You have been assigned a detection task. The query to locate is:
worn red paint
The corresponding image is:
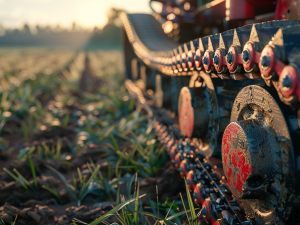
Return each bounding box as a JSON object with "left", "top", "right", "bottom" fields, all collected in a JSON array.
[
  {"left": 179, "top": 87, "right": 194, "bottom": 138},
  {"left": 222, "top": 123, "right": 252, "bottom": 195},
  {"left": 222, "top": 123, "right": 240, "bottom": 167},
  {"left": 231, "top": 151, "right": 238, "bottom": 167}
]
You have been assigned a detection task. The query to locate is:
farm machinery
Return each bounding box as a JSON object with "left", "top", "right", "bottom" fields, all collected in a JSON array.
[{"left": 121, "top": 0, "right": 300, "bottom": 224}]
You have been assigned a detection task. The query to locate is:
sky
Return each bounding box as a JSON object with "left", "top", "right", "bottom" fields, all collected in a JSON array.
[{"left": 0, "top": 0, "right": 151, "bottom": 29}]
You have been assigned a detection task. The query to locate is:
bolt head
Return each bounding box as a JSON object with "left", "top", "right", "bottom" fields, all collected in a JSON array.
[
  {"left": 282, "top": 74, "right": 292, "bottom": 92},
  {"left": 213, "top": 55, "right": 219, "bottom": 66},
  {"left": 226, "top": 52, "right": 233, "bottom": 65},
  {"left": 261, "top": 55, "right": 270, "bottom": 71},
  {"left": 203, "top": 57, "right": 208, "bottom": 65},
  {"left": 242, "top": 50, "right": 250, "bottom": 64}
]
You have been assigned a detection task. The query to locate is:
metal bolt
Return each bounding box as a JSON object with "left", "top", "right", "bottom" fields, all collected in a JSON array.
[
  {"left": 203, "top": 57, "right": 208, "bottom": 65},
  {"left": 242, "top": 50, "right": 250, "bottom": 64},
  {"left": 226, "top": 52, "right": 233, "bottom": 65},
  {"left": 213, "top": 55, "right": 219, "bottom": 66},
  {"left": 261, "top": 55, "right": 270, "bottom": 70},
  {"left": 282, "top": 74, "right": 292, "bottom": 92}
]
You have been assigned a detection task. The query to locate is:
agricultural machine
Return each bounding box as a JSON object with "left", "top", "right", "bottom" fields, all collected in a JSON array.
[{"left": 121, "top": 0, "right": 300, "bottom": 224}]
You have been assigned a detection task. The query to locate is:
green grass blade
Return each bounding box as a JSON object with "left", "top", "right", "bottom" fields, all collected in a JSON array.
[
  {"left": 133, "top": 182, "right": 139, "bottom": 224},
  {"left": 45, "top": 164, "right": 77, "bottom": 200},
  {"left": 4, "top": 168, "right": 28, "bottom": 190},
  {"left": 89, "top": 194, "right": 146, "bottom": 225},
  {"left": 184, "top": 179, "right": 197, "bottom": 224},
  {"left": 110, "top": 132, "right": 119, "bottom": 151},
  {"left": 77, "top": 167, "right": 83, "bottom": 185},
  {"left": 79, "top": 165, "right": 100, "bottom": 199},
  {"left": 13, "top": 168, "right": 32, "bottom": 189},
  {"left": 27, "top": 155, "right": 37, "bottom": 189},
  {"left": 166, "top": 210, "right": 191, "bottom": 221},
  {"left": 42, "top": 185, "right": 62, "bottom": 204},
  {"left": 180, "top": 193, "right": 191, "bottom": 225},
  {"left": 127, "top": 210, "right": 176, "bottom": 225}
]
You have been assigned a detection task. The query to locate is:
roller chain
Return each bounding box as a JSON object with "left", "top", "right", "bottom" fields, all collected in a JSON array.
[
  {"left": 122, "top": 13, "right": 300, "bottom": 106},
  {"left": 125, "top": 79, "right": 253, "bottom": 225}
]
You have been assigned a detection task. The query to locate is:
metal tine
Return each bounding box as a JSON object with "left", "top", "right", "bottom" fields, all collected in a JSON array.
[
  {"left": 213, "top": 29, "right": 235, "bottom": 75},
  {"left": 176, "top": 45, "right": 184, "bottom": 73},
  {"left": 188, "top": 39, "right": 198, "bottom": 70},
  {"left": 242, "top": 20, "right": 300, "bottom": 77},
  {"left": 259, "top": 24, "right": 300, "bottom": 105},
  {"left": 226, "top": 24, "right": 253, "bottom": 78},
  {"left": 181, "top": 43, "right": 190, "bottom": 71},
  {"left": 172, "top": 48, "right": 179, "bottom": 73},
  {"left": 272, "top": 25, "right": 300, "bottom": 63},
  {"left": 195, "top": 36, "right": 210, "bottom": 70},
  {"left": 202, "top": 34, "right": 220, "bottom": 74},
  {"left": 260, "top": 25, "right": 300, "bottom": 78}
]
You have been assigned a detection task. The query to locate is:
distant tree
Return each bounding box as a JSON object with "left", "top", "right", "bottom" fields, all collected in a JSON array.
[
  {"left": 22, "top": 24, "right": 31, "bottom": 35},
  {"left": 106, "top": 7, "right": 127, "bottom": 26},
  {"left": 0, "top": 24, "right": 5, "bottom": 36}
]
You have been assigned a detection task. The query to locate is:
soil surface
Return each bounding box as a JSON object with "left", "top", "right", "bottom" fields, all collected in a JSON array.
[{"left": 0, "top": 51, "right": 186, "bottom": 225}]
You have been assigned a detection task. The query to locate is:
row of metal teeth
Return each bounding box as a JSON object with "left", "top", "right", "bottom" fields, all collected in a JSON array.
[
  {"left": 151, "top": 119, "right": 253, "bottom": 225},
  {"left": 147, "top": 21, "right": 300, "bottom": 105}
]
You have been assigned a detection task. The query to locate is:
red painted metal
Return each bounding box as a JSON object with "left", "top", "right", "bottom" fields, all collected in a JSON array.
[
  {"left": 181, "top": 52, "right": 189, "bottom": 71},
  {"left": 170, "top": 145, "right": 177, "bottom": 160},
  {"left": 203, "top": 50, "right": 214, "bottom": 73},
  {"left": 227, "top": 0, "right": 256, "bottom": 21},
  {"left": 194, "top": 183, "right": 205, "bottom": 205},
  {"left": 174, "top": 152, "right": 181, "bottom": 169},
  {"left": 227, "top": 45, "right": 243, "bottom": 72},
  {"left": 222, "top": 122, "right": 252, "bottom": 197},
  {"left": 178, "top": 87, "right": 194, "bottom": 138},
  {"left": 259, "top": 45, "right": 285, "bottom": 78},
  {"left": 179, "top": 159, "right": 188, "bottom": 177},
  {"left": 203, "top": 200, "right": 213, "bottom": 224},
  {"left": 186, "top": 170, "right": 195, "bottom": 190},
  {"left": 279, "top": 65, "right": 300, "bottom": 102},
  {"left": 176, "top": 54, "right": 182, "bottom": 71},
  {"left": 214, "top": 48, "right": 227, "bottom": 73},
  {"left": 187, "top": 50, "right": 195, "bottom": 70},
  {"left": 194, "top": 49, "right": 202, "bottom": 69},
  {"left": 242, "top": 42, "right": 261, "bottom": 71},
  {"left": 166, "top": 140, "right": 174, "bottom": 153}
]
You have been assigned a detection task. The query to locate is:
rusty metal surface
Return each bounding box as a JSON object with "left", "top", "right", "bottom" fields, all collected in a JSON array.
[
  {"left": 223, "top": 85, "right": 298, "bottom": 224},
  {"left": 122, "top": 10, "right": 300, "bottom": 225}
]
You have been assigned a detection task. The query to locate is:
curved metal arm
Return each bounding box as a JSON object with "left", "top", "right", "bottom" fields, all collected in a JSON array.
[{"left": 149, "top": 0, "right": 167, "bottom": 14}]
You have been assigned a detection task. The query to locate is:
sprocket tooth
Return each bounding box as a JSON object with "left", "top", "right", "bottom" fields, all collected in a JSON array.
[
  {"left": 214, "top": 30, "right": 235, "bottom": 75},
  {"left": 259, "top": 24, "right": 300, "bottom": 105},
  {"left": 172, "top": 48, "right": 179, "bottom": 73},
  {"left": 203, "top": 35, "right": 219, "bottom": 73},
  {"left": 226, "top": 25, "right": 252, "bottom": 78},
  {"left": 176, "top": 45, "right": 184, "bottom": 72},
  {"left": 242, "top": 20, "right": 300, "bottom": 76},
  {"left": 187, "top": 40, "right": 197, "bottom": 70},
  {"left": 181, "top": 43, "right": 190, "bottom": 71},
  {"left": 194, "top": 37, "right": 208, "bottom": 70}
]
